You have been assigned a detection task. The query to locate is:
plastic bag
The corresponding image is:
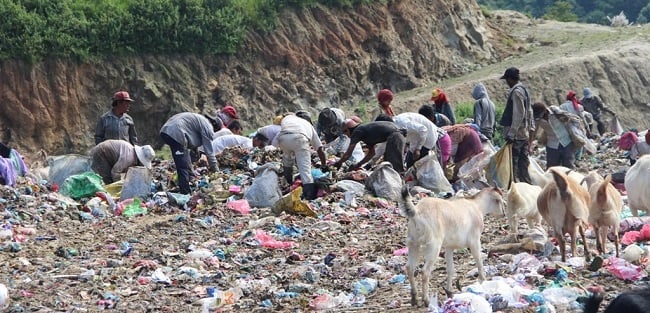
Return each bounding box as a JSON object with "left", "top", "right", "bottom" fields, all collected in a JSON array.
[
  {"left": 244, "top": 163, "right": 282, "bottom": 208},
  {"left": 272, "top": 187, "right": 317, "bottom": 217},
  {"left": 48, "top": 154, "right": 92, "bottom": 187},
  {"left": 413, "top": 153, "right": 453, "bottom": 194},
  {"left": 487, "top": 144, "right": 514, "bottom": 189},
  {"left": 253, "top": 229, "right": 297, "bottom": 249},
  {"left": 61, "top": 172, "right": 105, "bottom": 200},
  {"left": 605, "top": 256, "right": 645, "bottom": 280},
  {"left": 120, "top": 166, "right": 152, "bottom": 201},
  {"left": 332, "top": 180, "right": 366, "bottom": 195},
  {"left": 610, "top": 116, "right": 624, "bottom": 135},
  {"left": 227, "top": 199, "right": 251, "bottom": 215},
  {"left": 122, "top": 197, "right": 147, "bottom": 217},
  {"left": 365, "top": 162, "right": 402, "bottom": 201}
]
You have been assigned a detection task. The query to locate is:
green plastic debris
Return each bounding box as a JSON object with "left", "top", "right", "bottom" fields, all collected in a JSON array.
[
  {"left": 61, "top": 172, "right": 105, "bottom": 200},
  {"left": 122, "top": 198, "right": 147, "bottom": 217}
]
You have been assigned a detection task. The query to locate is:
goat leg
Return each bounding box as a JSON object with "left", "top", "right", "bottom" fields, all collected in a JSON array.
[
  {"left": 579, "top": 225, "right": 591, "bottom": 262},
  {"left": 594, "top": 226, "right": 603, "bottom": 254}
]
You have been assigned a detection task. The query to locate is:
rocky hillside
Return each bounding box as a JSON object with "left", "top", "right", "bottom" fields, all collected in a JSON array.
[
  {"left": 1, "top": 2, "right": 649, "bottom": 159},
  {"left": 0, "top": 0, "right": 496, "bottom": 156},
  {"left": 395, "top": 11, "right": 650, "bottom": 130}
]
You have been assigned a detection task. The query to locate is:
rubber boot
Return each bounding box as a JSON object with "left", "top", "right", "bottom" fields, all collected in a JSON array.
[
  {"left": 302, "top": 183, "right": 318, "bottom": 201},
  {"left": 283, "top": 167, "right": 294, "bottom": 185}
]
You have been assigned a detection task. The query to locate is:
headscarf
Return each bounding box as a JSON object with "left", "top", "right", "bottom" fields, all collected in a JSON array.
[
  {"left": 377, "top": 89, "right": 395, "bottom": 117},
  {"left": 431, "top": 87, "right": 449, "bottom": 106},
  {"left": 566, "top": 90, "right": 580, "bottom": 111}
]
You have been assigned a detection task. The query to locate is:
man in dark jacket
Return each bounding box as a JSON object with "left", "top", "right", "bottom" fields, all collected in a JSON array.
[{"left": 499, "top": 67, "right": 534, "bottom": 184}]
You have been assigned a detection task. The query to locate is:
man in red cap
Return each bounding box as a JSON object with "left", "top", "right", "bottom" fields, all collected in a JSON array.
[{"left": 94, "top": 91, "right": 138, "bottom": 145}]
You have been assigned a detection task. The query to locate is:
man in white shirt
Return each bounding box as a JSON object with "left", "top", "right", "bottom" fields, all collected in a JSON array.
[
  {"left": 277, "top": 112, "right": 327, "bottom": 200},
  {"left": 392, "top": 112, "right": 439, "bottom": 168},
  {"left": 211, "top": 134, "right": 267, "bottom": 154}
]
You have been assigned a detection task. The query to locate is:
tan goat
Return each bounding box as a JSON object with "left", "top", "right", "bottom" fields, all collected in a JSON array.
[
  {"left": 588, "top": 174, "right": 623, "bottom": 257},
  {"left": 399, "top": 186, "right": 505, "bottom": 307},
  {"left": 506, "top": 182, "right": 543, "bottom": 239},
  {"left": 537, "top": 168, "right": 591, "bottom": 262}
]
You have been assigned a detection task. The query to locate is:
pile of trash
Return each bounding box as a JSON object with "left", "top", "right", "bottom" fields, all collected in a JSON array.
[{"left": 0, "top": 136, "right": 647, "bottom": 312}]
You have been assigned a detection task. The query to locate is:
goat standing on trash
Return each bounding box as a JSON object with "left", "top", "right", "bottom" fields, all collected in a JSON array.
[{"left": 399, "top": 186, "right": 505, "bottom": 307}]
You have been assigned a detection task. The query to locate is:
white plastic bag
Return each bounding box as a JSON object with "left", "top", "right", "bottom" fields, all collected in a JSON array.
[
  {"left": 48, "top": 154, "right": 92, "bottom": 187},
  {"left": 365, "top": 162, "right": 402, "bottom": 201},
  {"left": 413, "top": 153, "right": 453, "bottom": 194},
  {"left": 120, "top": 166, "right": 152, "bottom": 201},
  {"left": 244, "top": 163, "right": 282, "bottom": 208}
]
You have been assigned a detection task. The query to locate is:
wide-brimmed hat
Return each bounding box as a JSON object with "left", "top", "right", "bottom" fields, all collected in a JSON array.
[{"left": 134, "top": 145, "right": 155, "bottom": 169}]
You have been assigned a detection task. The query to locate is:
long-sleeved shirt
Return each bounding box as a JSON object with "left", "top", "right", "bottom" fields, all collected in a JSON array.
[
  {"left": 581, "top": 95, "right": 612, "bottom": 118},
  {"left": 280, "top": 115, "right": 323, "bottom": 149},
  {"left": 472, "top": 83, "right": 496, "bottom": 137},
  {"left": 90, "top": 139, "right": 137, "bottom": 182},
  {"left": 257, "top": 125, "right": 281, "bottom": 147},
  {"left": 393, "top": 112, "right": 438, "bottom": 152},
  {"left": 560, "top": 101, "right": 590, "bottom": 132},
  {"left": 159, "top": 112, "right": 218, "bottom": 170},
  {"left": 211, "top": 135, "right": 253, "bottom": 154},
  {"left": 534, "top": 109, "right": 573, "bottom": 149},
  {"left": 501, "top": 83, "right": 534, "bottom": 140},
  {"left": 94, "top": 110, "right": 138, "bottom": 145}
]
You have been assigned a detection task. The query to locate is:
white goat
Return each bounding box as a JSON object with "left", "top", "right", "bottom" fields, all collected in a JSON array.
[
  {"left": 625, "top": 155, "right": 650, "bottom": 217},
  {"left": 506, "top": 182, "right": 543, "bottom": 238},
  {"left": 588, "top": 174, "right": 623, "bottom": 257},
  {"left": 581, "top": 170, "right": 603, "bottom": 190},
  {"left": 399, "top": 186, "right": 505, "bottom": 307},
  {"left": 531, "top": 165, "right": 587, "bottom": 190},
  {"left": 537, "top": 168, "right": 591, "bottom": 262}
]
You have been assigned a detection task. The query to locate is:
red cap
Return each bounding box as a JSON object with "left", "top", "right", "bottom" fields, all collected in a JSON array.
[
  {"left": 113, "top": 91, "right": 133, "bottom": 102},
  {"left": 222, "top": 105, "right": 239, "bottom": 119}
]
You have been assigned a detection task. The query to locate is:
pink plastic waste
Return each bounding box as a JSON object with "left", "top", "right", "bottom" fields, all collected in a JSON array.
[
  {"left": 621, "top": 231, "right": 641, "bottom": 245},
  {"left": 639, "top": 224, "right": 650, "bottom": 241},
  {"left": 393, "top": 247, "right": 409, "bottom": 256},
  {"left": 227, "top": 199, "right": 251, "bottom": 215},
  {"left": 228, "top": 185, "right": 242, "bottom": 194},
  {"left": 605, "top": 256, "right": 645, "bottom": 281},
  {"left": 254, "top": 229, "right": 297, "bottom": 249},
  {"left": 309, "top": 293, "right": 337, "bottom": 310}
]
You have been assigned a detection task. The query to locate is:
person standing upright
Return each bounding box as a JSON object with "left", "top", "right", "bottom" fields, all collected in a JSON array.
[
  {"left": 430, "top": 87, "right": 456, "bottom": 125},
  {"left": 373, "top": 89, "right": 396, "bottom": 119},
  {"left": 499, "top": 67, "right": 534, "bottom": 184},
  {"left": 95, "top": 91, "right": 138, "bottom": 145},
  {"left": 472, "top": 82, "right": 496, "bottom": 141}
]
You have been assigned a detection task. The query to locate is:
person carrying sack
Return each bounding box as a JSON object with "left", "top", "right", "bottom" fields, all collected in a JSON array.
[{"left": 499, "top": 67, "right": 534, "bottom": 184}]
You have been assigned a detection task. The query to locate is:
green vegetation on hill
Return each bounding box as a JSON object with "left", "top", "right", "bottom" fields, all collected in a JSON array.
[
  {"left": 0, "top": 0, "right": 379, "bottom": 63},
  {"left": 478, "top": 0, "right": 650, "bottom": 25}
]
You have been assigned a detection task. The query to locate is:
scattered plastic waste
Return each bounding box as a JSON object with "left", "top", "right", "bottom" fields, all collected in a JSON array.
[
  {"left": 352, "top": 278, "right": 377, "bottom": 295},
  {"left": 605, "top": 256, "right": 646, "bottom": 280}
]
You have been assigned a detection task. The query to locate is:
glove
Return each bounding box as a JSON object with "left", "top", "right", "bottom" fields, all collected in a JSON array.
[
  {"left": 505, "top": 137, "right": 514, "bottom": 144},
  {"left": 321, "top": 165, "right": 331, "bottom": 173}
]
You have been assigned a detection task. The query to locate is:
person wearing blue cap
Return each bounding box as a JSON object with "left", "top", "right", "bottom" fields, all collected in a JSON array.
[{"left": 581, "top": 87, "right": 616, "bottom": 136}]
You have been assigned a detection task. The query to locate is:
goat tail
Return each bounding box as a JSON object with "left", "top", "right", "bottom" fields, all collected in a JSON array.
[
  {"left": 550, "top": 169, "right": 570, "bottom": 200},
  {"left": 583, "top": 293, "right": 603, "bottom": 313},
  {"left": 597, "top": 175, "right": 612, "bottom": 204},
  {"left": 400, "top": 185, "right": 416, "bottom": 218}
]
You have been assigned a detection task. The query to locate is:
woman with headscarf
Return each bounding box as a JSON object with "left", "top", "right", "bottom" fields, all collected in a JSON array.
[
  {"left": 217, "top": 105, "right": 239, "bottom": 127},
  {"left": 442, "top": 124, "right": 483, "bottom": 181},
  {"left": 430, "top": 87, "right": 456, "bottom": 125},
  {"left": 374, "top": 89, "right": 396, "bottom": 119}
]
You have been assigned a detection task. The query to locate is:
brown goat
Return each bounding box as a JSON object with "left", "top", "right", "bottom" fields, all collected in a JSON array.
[
  {"left": 588, "top": 174, "right": 623, "bottom": 257},
  {"left": 537, "top": 168, "right": 591, "bottom": 262}
]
